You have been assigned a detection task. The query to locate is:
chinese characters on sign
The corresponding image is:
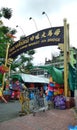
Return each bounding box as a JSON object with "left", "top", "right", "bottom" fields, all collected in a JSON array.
[{"left": 8, "top": 26, "right": 64, "bottom": 58}]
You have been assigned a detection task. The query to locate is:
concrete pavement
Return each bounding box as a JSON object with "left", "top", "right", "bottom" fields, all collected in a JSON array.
[
  {"left": 0, "top": 107, "right": 76, "bottom": 130},
  {"left": 0, "top": 100, "right": 21, "bottom": 122}
]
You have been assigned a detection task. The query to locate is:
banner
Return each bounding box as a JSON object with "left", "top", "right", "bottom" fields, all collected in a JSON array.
[{"left": 8, "top": 26, "right": 64, "bottom": 58}]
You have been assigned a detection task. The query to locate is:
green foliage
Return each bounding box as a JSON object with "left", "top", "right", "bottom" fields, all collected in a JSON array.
[
  {"left": 24, "top": 62, "right": 33, "bottom": 73},
  {"left": 11, "top": 62, "right": 21, "bottom": 71},
  {"left": 0, "top": 7, "right": 35, "bottom": 74},
  {"left": 0, "top": 13, "right": 2, "bottom": 18},
  {"left": 10, "top": 29, "right": 17, "bottom": 35},
  {"left": 0, "top": 7, "right": 17, "bottom": 65},
  {"left": 0, "top": 26, "right": 10, "bottom": 43},
  {"left": 0, "top": 74, "right": 3, "bottom": 83},
  {"left": 20, "top": 35, "right": 26, "bottom": 40},
  {"left": 1, "top": 7, "right": 12, "bottom": 19},
  {"left": 0, "top": 43, "right": 6, "bottom": 58},
  {"left": 11, "top": 51, "right": 35, "bottom": 73},
  {"left": 0, "top": 26, "right": 9, "bottom": 33},
  {"left": 27, "top": 50, "right": 35, "bottom": 55},
  {"left": 0, "top": 26, "right": 17, "bottom": 44}
]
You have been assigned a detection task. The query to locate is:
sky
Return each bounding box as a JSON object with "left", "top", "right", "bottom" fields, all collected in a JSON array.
[{"left": 0, "top": 0, "right": 77, "bottom": 65}]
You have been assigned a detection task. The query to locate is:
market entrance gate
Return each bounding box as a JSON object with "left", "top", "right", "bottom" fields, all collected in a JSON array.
[{"left": 8, "top": 19, "right": 69, "bottom": 97}]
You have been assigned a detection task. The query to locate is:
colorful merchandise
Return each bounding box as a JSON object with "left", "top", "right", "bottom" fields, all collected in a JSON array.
[{"left": 54, "top": 95, "right": 66, "bottom": 109}]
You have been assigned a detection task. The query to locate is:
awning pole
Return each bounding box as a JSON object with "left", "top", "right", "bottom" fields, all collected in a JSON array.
[{"left": 64, "top": 19, "right": 69, "bottom": 97}]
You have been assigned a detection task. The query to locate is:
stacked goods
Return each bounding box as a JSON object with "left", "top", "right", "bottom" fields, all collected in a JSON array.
[
  {"left": 46, "top": 82, "right": 54, "bottom": 101},
  {"left": 54, "top": 95, "right": 66, "bottom": 109}
]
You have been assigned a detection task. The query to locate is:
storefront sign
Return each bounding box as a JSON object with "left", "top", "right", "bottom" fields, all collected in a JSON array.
[{"left": 8, "top": 26, "right": 64, "bottom": 58}]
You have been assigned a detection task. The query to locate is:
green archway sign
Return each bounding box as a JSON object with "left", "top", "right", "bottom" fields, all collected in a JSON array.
[{"left": 8, "top": 26, "right": 64, "bottom": 58}]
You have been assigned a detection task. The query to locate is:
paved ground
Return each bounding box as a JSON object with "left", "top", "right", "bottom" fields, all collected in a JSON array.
[
  {"left": 0, "top": 100, "right": 21, "bottom": 122},
  {"left": 0, "top": 100, "right": 77, "bottom": 130}
]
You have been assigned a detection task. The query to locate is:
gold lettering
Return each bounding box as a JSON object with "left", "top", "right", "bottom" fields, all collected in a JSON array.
[
  {"left": 28, "top": 41, "right": 39, "bottom": 46},
  {"left": 9, "top": 46, "right": 15, "bottom": 52},
  {"left": 35, "top": 33, "right": 40, "bottom": 40},
  {"left": 9, "top": 50, "right": 17, "bottom": 55},
  {"left": 20, "top": 45, "right": 27, "bottom": 50},
  {"left": 41, "top": 39, "right": 46, "bottom": 43},
  {"left": 48, "top": 30, "right": 53, "bottom": 37},
  {"left": 30, "top": 35, "right": 35, "bottom": 41},
  {"left": 47, "top": 38, "right": 60, "bottom": 42},
  {"left": 54, "top": 29, "right": 60, "bottom": 36},
  {"left": 41, "top": 31, "right": 46, "bottom": 38},
  {"left": 9, "top": 38, "right": 29, "bottom": 53}
]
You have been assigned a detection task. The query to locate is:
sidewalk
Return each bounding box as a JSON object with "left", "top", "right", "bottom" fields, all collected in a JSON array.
[{"left": 0, "top": 108, "right": 76, "bottom": 130}]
